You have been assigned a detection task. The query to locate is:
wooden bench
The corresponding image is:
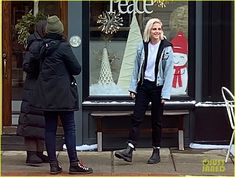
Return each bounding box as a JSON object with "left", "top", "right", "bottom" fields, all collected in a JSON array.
[{"left": 90, "top": 110, "right": 189, "bottom": 152}]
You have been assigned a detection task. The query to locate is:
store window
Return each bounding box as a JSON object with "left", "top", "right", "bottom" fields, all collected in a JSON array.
[{"left": 89, "top": 1, "right": 188, "bottom": 96}]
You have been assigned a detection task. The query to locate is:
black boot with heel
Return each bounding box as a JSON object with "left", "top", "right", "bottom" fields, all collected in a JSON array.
[
  {"left": 26, "top": 151, "right": 43, "bottom": 166},
  {"left": 147, "top": 148, "right": 160, "bottom": 164},
  {"left": 114, "top": 145, "right": 134, "bottom": 162},
  {"left": 37, "top": 152, "right": 49, "bottom": 163}
]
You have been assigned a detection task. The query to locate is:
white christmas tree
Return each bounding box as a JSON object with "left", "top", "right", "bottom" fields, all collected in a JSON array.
[
  {"left": 90, "top": 48, "right": 125, "bottom": 95},
  {"left": 117, "top": 13, "right": 142, "bottom": 93},
  {"left": 98, "top": 48, "right": 114, "bottom": 84},
  {"left": 90, "top": 11, "right": 125, "bottom": 95}
]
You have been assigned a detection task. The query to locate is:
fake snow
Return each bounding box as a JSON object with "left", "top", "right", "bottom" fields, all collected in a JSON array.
[
  {"left": 190, "top": 143, "right": 234, "bottom": 156},
  {"left": 63, "top": 144, "right": 97, "bottom": 151}
]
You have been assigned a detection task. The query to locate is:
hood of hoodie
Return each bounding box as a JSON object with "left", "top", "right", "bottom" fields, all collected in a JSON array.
[
  {"left": 43, "top": 39, "right": 61, "bottom": 56},
  {"left": 42, "top": 33, "right": 65, "bottom": 56}
]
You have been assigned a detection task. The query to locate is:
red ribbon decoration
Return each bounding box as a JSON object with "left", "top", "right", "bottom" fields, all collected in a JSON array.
[{"left": 172, "top": 64, "right": 187, "bottom": 88}]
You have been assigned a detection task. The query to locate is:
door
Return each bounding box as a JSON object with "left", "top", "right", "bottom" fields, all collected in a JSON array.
[{"left": 2, "top": 1, "right": 67, "bottom": 127}]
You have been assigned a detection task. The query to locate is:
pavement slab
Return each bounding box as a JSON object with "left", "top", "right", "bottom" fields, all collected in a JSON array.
[
  {"left": 171, "top": 148, "right": 234, "bottom": 176},
  {"left": 1, "top": 148, "right": 234, "bottom": 176}
]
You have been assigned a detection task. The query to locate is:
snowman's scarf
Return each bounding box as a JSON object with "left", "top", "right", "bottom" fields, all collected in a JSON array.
[{"left": 172, "top": 63, "right": 187, "bottom": 88}]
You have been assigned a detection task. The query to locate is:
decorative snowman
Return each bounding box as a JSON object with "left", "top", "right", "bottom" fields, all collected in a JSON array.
[{"left": 171, "top": 32, "right": 188, "bottom": 95}]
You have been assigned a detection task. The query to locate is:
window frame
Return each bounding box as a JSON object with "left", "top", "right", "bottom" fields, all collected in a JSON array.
[{"left": 82, "top": 1, "right": 196, "bottom": 102}]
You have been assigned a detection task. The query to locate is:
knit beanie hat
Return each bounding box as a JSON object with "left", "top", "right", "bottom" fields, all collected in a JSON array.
[{"left": 46, "top": 15, "right": 64, "bottom": 34}]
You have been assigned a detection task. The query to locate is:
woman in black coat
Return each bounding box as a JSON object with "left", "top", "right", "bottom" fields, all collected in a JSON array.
[
  {"left": 31, "top": 15, "right": 93, "bottom": 175},
  {"left": 17, "top": 20, "right": 49, "bottom": 166}
]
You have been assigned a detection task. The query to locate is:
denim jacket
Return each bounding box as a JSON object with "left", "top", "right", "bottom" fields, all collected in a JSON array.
[{"left": 129, "top": 40, "right": 174, "bottom": 100}]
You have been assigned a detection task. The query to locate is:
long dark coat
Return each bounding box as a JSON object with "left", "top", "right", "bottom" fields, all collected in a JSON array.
[
  {"left": 17, "top": 32, "right": 45, "bottom": 139},
  {"left": 31, "top": 33, "right": 81, "bottom": 111}
]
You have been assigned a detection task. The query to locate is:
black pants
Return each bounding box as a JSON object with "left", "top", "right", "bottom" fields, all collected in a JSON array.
[{"left": 128, "top": 79, "right": 163, "bottom": 147}]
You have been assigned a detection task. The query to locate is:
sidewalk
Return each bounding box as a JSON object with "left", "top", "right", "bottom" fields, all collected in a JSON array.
[{"left": 1, "top": 148, "right": 234, "bottom": 176}]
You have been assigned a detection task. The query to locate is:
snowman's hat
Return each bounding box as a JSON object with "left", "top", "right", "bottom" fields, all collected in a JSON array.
[{"left": 171, "top": 32, "right": 188, "bottom": 54}]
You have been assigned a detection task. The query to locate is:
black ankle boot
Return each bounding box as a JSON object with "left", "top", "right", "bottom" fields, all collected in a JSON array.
[
  {"left": 147, "top": 148, "right": 160, "bottom": 164},
  {"left": 37, "top": 152, "right": 49, "bottom": 163},
  {"left": 69, "top": 161, "right": 93, "bottom": 174},
  {"left": 114, "top": 145, "right": 134, "bottom": 162},
  {"left": 50, "top": 162, "right": 62, "bottom": 174},
  {"left": 26, "top": 151, "right": 43, "bottom": 166}
]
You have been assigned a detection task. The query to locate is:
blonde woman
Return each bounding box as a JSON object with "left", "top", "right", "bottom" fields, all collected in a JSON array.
[{"left": 115, "top": 18, "right": 174, "bottom": 164}]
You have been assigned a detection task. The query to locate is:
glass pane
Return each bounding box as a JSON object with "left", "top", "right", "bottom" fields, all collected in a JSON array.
[
  {"left": 12, "top": 1, "right": 60, "bottom": 101},
  {"left": 89, "top": 1, "right": 188, "bottom": 96},
  {"left": 12, "top": 1, "right": 34, "bottom": 100},
  {"left": 39, "top": 1, "right": 60, "bottom": 16}
]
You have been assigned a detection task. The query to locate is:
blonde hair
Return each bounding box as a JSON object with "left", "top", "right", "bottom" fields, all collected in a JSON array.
[{"left": 143, "top": 18, "right": 164, "bottom": 42}]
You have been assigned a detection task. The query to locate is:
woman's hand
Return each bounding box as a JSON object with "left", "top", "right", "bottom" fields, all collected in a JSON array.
[{"left": 130, "top": 92, "right": 136, "bottom": 99}]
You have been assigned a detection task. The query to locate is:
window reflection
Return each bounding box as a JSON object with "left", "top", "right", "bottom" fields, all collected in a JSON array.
[{"left": 89, "top": 1, "right": 188, "bottom": 96}]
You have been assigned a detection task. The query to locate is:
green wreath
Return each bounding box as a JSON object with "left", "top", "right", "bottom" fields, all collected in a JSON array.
[{"left": 15, "top": 10, "right": 46, "bottom": 48}]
